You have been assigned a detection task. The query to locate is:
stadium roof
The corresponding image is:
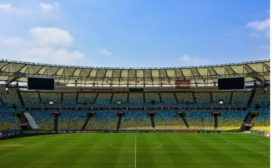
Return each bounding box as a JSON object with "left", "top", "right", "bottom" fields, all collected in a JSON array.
[{"left": 0, "top": 59, "right": 270, "bottom": 87}]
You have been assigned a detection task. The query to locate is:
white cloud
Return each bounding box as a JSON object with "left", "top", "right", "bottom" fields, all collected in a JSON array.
[
  {"left": 4, "top": 36, "right": 22, "bottom": 44},
  {"left": 246, "top": 18, "right": 270, "bottom": 37},
  {"left": 0, "top": 3, "right": 31, "bottom": 14},
  {"left": 0, "top": 3, "right": 18, "bottom": 13},
  {"left": 20, "top": 47, "right": 84, "bottom": 64},
  {"left": 0, "top": 2, "right": 59, "bottom": 14},
  {"left": 39, "top": 2, "right": 59, "bottom": 12},
  {"left": 179, "top": 54, "right": 202, "bottom": 65},
  {"left": 30, "top": 27, "right": 73, "bottom": 46},
  {"left": 1, "top": 27, "right": 84, "bottom": 65},
  {"left": 247, "top": 18, "right": 269, "bottom": 31},
  {"left": 99, "top": 48, "right": 113, "bottom": 56}
]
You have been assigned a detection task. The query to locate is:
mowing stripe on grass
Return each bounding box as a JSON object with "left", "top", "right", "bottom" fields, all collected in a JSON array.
[
  {"left": 135, "top": 134, "right": 136, "bottom": 168},
  {"left": 229, "top": 141, "right": 269, "bottom": 158},
  {"left": 0, "top": 133, "right": 269, "bottom": 168}
]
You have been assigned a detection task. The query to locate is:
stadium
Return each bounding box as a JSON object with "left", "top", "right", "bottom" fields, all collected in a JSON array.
[
  {"left": 0, "top": 0, "right": 271, "bottom": 167},
  {"left": 0, "top": 59, "right": 270, "bottom": 168}
]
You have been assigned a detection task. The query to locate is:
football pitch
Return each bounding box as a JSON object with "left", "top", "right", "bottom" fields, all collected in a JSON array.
[{"left": 0, "top": 133, "right": 269, "bottom": 168}]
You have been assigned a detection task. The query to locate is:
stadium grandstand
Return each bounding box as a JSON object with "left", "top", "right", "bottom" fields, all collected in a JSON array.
[
  {"left": 0, "top": 59, "right": 270, "bottom": 133},
  {"left": 0, "top": 0, "right": 270, "bottom": 167}
]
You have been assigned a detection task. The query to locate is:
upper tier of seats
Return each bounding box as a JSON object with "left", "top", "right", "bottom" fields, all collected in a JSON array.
[{"left": 0, "top": 87, "right": 269, "bottom": 109}]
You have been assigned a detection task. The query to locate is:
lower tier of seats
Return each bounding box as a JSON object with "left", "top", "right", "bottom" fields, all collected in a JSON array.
[{"left": 0, "top": 109, "right": 269, "bottom": 131}]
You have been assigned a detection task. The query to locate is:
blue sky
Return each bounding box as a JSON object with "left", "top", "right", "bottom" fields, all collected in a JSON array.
[{"left": 0, "top": 0, "right": 270, "bottom": 67}]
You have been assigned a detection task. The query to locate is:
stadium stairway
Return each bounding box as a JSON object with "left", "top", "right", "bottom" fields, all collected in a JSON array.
[
  {"left": 14, "top": 112, "right": 39, "bottom": 130},
  {"left": 247, "top": 89, "right": 256, "bottom": 107},
  {"left": 177, "top": 112, "right": 189, "bottom": 128},
  {"left": 17, "top": 89, "right": 25, "bottom": 108},
  {"left": 53, "top": 112, "right": 61, "bottom": 132},
  {"left": 81, "top": 112, "right": 95, "bottom": 131},
  {"left": 212, "top": 112, "right": 221, "bottom": 129},
  {"left": 15, "top": 113, "right": 31, "bottom": 130},
  {"left": 148, "top": 112, "right": 155, "bottom": 128},
  {"left": 241, "top": 111, "right": 259, "bottom": 131},
  {"left": 116, "top": 112, "right": 125, "bottom": 130},
  {"left": 24, "top": 113, "right": 39, "bottom": 130}
]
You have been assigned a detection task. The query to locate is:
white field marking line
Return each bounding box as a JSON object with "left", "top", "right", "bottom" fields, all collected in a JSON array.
[
  {"left": 135, "top": 134, "right": 137, "bottom": 168},
  {"left": 257, "top": 141, "right": 270, "bottom": 146}
]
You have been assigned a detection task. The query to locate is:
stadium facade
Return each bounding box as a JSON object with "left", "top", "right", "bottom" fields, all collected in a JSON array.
[{"left": 0, "top": 59, "right": 270, "bottom": 136}]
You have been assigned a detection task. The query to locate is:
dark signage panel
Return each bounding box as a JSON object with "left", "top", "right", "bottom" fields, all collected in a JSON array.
[
  {"left": 218, "top": 77, "right": 244, "bottom": 90},
  {"left": 129, "top": 88, "right": 144, "bottom": 92},
  {"left": 28, "top": 78, "right": 54, "bottom": 90}
]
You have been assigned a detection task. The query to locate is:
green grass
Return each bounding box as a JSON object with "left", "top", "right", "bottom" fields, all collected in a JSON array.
[{"left": 0, "top": 133, "right": 269, "bottom": 168}]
